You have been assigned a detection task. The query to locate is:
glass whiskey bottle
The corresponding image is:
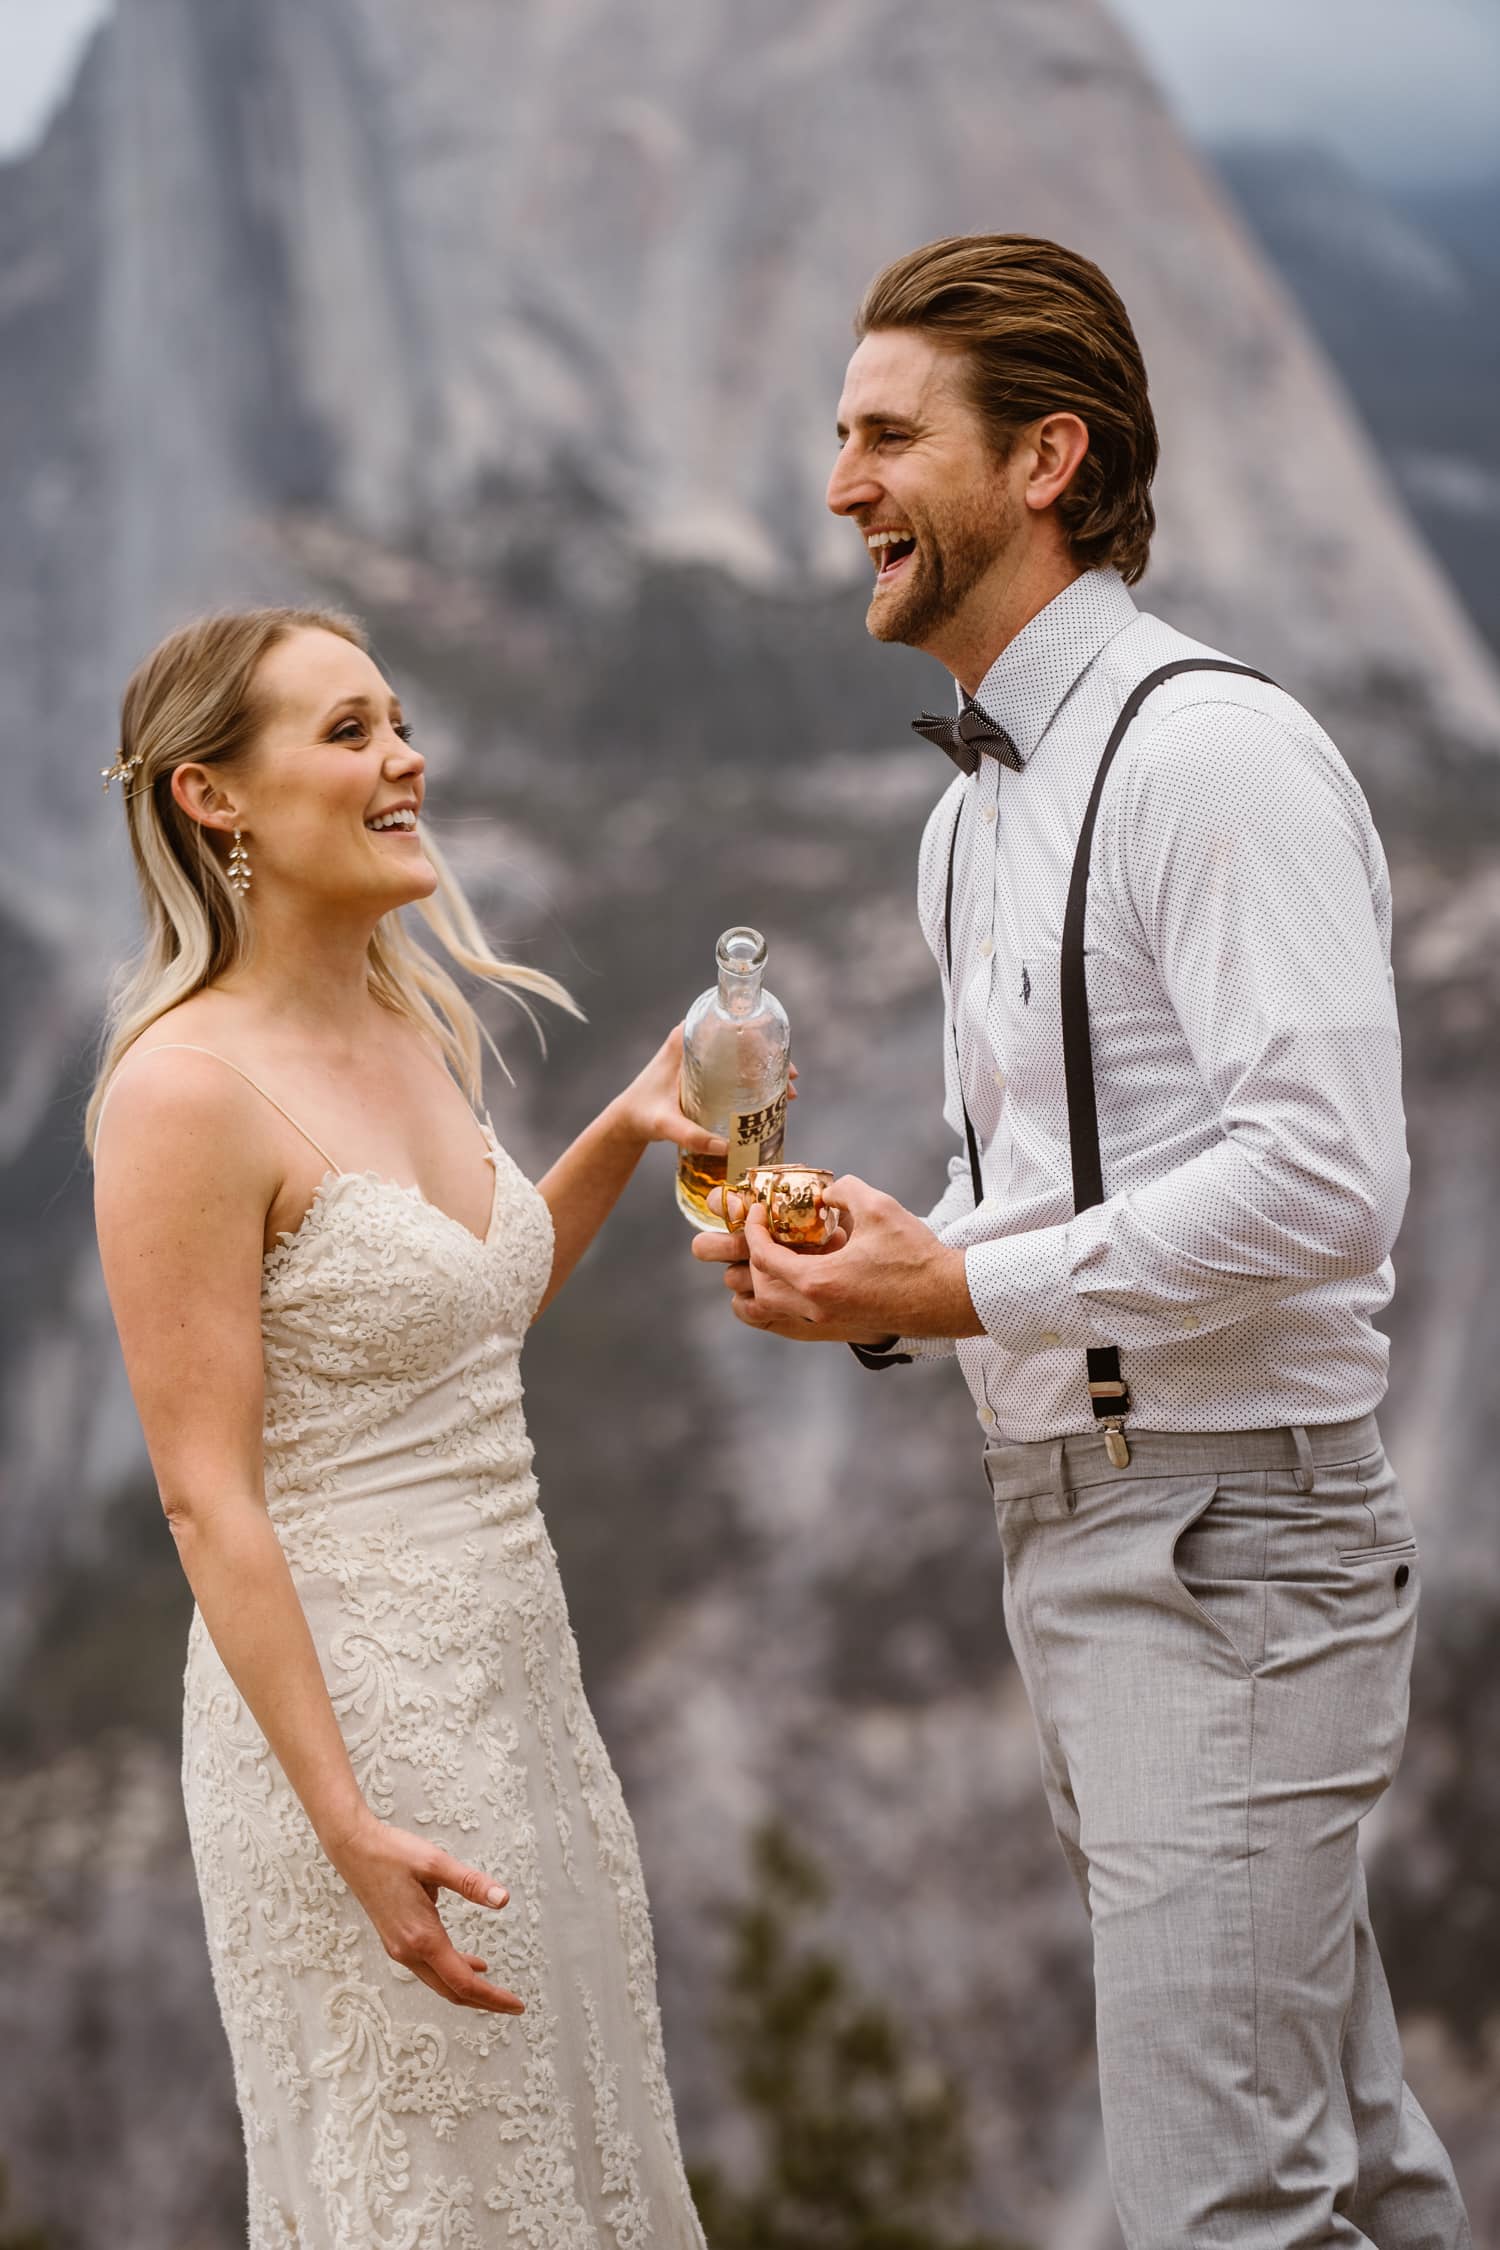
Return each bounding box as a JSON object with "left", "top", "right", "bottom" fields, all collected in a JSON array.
[{"left": 677, "top": 926, "right": 790, "bottom": 1231}]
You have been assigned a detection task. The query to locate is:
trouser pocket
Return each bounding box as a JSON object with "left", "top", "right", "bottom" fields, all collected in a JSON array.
[
  {"left": 1169, "top": 1451, "right": 1420, "bottom": 1679},
  {"left": 1339, "top": 1537, "right": 1418, "bottom": 1566},
  {"left": 1168, "top": 1473, "right": 1271, "bottom": 1674}
]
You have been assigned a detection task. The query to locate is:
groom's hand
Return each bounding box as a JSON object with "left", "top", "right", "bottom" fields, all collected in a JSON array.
[{"left": 691, "top": 1175, "right": 982, "bottom": 1344}]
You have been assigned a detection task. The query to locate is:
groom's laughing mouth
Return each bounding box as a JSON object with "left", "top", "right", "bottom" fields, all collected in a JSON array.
[{"left": 866, "top": 526, "right": 918, "bottom": 588}]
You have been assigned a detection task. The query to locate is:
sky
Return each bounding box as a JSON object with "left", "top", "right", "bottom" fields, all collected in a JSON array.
[
  {"left": 1110, "top": 0, "right": 1500, "bottom": 188},
  {"left": 0, "top": 0, "right": 109, "bottom": 158},
  {"left": 0, "top": 0, "right": 1496, "bottom": 184}
]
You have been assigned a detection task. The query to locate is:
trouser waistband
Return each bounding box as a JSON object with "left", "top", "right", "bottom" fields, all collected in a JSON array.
[{"left": 982, "top": 1412, "right": 1381, "bottom": 1507}]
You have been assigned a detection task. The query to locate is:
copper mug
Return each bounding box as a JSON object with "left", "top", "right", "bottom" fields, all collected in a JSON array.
[{"left": 727, "top": 1164, "right": 841, "bottom": 1248}]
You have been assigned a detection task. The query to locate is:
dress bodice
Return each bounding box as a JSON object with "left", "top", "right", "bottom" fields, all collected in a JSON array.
[
  {"left": 255, "top": 1128, "right": 555, "bottom": 1533},
  {"left": 179, "top": 1112, "right": 707, "bottom": 2247}
]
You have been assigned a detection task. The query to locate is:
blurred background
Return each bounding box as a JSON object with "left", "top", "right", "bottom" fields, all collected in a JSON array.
[{"left": 0, "top": 1, "right": 1496, "bottom": 2244}]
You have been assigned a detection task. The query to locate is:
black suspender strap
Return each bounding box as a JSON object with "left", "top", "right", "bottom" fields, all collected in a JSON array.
[
  {"left": 943, "top": 799, "right": 987, "bottom": 1208},
  {"left": 946, "top": 657, "right": 1273, "bottom": 1459}
]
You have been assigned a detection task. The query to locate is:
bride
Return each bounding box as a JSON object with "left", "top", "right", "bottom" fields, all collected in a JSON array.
[{"left": 89, "top": 606, "right": 717, "bottom": 2248}]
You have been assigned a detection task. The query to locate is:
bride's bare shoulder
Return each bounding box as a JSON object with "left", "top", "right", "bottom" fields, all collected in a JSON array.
[{"left": 93, "top": 1015, "right": 283, "bottom": 1236}]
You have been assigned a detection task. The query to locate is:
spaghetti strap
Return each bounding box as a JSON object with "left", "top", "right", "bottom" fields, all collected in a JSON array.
[{"left": 102, "top": 1043, "right": 341, "bottom": 1172}]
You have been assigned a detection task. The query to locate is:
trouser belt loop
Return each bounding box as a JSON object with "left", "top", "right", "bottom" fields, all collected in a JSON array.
[
  {"left": 1290, "top": 1423, "right": 1316, "bottom": 1495},
  {"left": 1050, "top": 1437, "right": 1075, "bottom": 1516}
]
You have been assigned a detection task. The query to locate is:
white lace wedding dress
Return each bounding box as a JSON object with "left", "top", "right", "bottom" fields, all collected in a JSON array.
[{"left": 176, "top": 1075, "right": 706, "bottom": 2249}]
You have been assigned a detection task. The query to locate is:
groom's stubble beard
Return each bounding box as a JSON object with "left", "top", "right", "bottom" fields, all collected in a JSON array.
[{"left": 865, "top": 475, "right": 1024, "bottom": 650}]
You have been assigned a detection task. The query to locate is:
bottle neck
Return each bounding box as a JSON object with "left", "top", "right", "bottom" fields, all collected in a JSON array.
[{"left": 717, "top": 964, "right": 763, "bottom": 1019}]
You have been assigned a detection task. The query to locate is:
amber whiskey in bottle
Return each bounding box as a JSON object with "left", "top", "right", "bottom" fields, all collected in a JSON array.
[{"left": 677, "top": 926, "right": 790, "bottom": 1230}]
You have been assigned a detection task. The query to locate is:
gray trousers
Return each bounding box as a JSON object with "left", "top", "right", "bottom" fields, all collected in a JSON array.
[{"left": 984, "top": 1413, "right": 1471, "bottom": 2250}]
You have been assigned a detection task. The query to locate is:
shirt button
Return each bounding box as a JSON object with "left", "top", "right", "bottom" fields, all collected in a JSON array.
[
  {"left": 981, "top": 804, "right": 997, "bottom": 825},
  {"left": 1039, "top": 1330, "right": 1061, "bottom": 1347},
  {"left": 978, "top": 937, "right": 994, "bottom": 959},
  {"left": 992, "top": 1068, "right": 1006, "bottom": 1089},
  {"left": 1182, "top": 1312, "right": 1201, "bottom": 1332},
  {"left": 979, "top": 1406, "right": 996, "bottom": 1428}
]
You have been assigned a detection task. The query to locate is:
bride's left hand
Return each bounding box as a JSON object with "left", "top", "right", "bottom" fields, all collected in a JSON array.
[{"left": 613, "top": 1023, "right": 796, "bottom": 1154}]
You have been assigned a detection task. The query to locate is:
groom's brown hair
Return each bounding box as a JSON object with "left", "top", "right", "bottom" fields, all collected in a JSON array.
[{"left": 855, "top": 234, "right": 1159, "bottom": 585}]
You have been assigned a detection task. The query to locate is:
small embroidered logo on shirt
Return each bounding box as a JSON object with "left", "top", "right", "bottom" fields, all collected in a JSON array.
[{"left": 1021, "top": 965, "right": 1032, "bottom": 1005}]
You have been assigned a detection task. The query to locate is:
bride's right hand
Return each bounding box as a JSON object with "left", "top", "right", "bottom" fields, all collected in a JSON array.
[{"left": 325, "top": 1809, "right": 526, "bottom": 2015}]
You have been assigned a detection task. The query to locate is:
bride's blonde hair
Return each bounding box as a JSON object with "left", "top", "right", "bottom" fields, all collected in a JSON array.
[{"left": 85, "top": 605, "right": 579, "bottom": 1154}]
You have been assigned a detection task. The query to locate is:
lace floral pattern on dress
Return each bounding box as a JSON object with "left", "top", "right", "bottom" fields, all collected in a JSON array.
[{"left": 180, "top": 1131, "right": 705, "bottom": 2248}]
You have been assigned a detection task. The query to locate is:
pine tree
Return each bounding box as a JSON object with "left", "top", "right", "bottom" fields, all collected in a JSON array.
[
  {"left": 0, "top": 2165, "right": 49, "bottom": 2250},
  {"left": 689, "top": 1824, "right": 1029, "bottom": 2250}
]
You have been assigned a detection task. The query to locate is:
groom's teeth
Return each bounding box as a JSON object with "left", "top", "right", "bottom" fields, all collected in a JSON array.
[{"left": 866, "top": 530, "right": 916, "bottom": 573}]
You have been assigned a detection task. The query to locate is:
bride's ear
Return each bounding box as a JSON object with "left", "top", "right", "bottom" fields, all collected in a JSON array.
[{"left": 171, "top": 763, "right": 243, "bottom": 836}]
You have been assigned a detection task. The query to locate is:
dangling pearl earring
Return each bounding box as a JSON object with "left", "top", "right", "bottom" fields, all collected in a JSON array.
[{"left": 228, "top": 829, "right": 252, "bottom": 896}]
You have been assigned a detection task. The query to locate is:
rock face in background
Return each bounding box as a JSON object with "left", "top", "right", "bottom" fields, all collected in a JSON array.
[
  {"left": 1217, "top": 143, "right": 1500, "bottom": 659},
  {"left": 1, "top": 3, "right": 1499, "bottom": 2245}
]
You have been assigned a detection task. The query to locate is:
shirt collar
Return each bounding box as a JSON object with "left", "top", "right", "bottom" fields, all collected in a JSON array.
[{"left": 964, "top": 567, "right": 1139, "bottom": 767}]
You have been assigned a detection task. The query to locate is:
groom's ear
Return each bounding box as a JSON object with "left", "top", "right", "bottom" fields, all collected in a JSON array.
[{"left": 1021, "top": 410, "right": 1090, "bottom": 516}]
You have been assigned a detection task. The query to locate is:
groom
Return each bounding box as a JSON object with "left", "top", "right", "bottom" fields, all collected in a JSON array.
[{"left": 692, "top": 234, "right": 1471, "bottom": 2247}]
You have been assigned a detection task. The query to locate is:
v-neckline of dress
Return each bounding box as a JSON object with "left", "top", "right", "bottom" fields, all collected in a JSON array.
[{"left": 264, "top": 1127, "right": 503, "bottom": 1268}]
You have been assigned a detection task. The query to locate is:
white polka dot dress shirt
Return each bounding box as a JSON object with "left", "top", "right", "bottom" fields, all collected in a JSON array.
[{"left": 873, "top": 567, "right": 1409, "bottom": 1442}]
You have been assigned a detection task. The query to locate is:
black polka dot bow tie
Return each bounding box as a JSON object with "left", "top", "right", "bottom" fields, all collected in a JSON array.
[{"left": 911, "top": 697, "right": 1024, "bottom": 776}]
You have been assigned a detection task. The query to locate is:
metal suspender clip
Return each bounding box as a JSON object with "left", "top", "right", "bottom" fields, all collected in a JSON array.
[
  {"left": 1088, "top": 1381, "right": 1132, "bottom": 1467},
  {"left": 1101, "top": 1425, "right": 1131, "bottom": 1469}
]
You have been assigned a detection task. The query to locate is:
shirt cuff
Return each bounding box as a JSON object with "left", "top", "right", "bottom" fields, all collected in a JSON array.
[
  {"left": 847, "top": 1332, "right": 955, "bottom": 1369},
  {"left": 848, "top": 1336, "right": 912, "bottom": 1369},
  {"left": 963, "top": 1224, "right": 1098, "bottom": 1354}
]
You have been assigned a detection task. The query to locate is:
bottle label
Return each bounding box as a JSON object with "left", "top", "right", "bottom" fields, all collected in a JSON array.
[{"left": 727, "top": 1090, "right": 787, "bottom": 1181}]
